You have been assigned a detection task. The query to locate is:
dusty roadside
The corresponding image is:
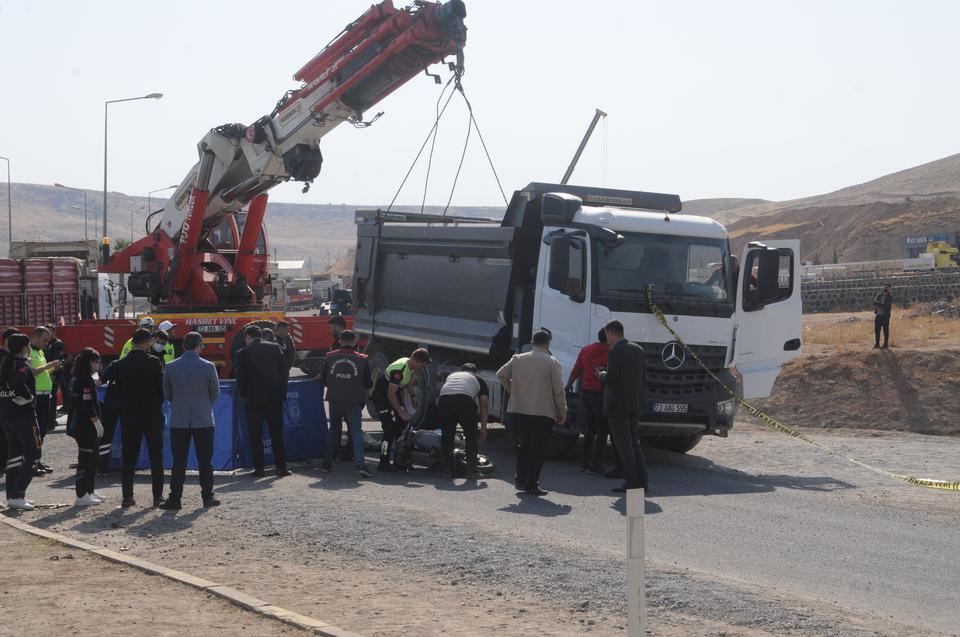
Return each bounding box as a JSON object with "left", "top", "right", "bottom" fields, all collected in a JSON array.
[{"left": 0, "top": 523, "right": 309, "bottom": 637}]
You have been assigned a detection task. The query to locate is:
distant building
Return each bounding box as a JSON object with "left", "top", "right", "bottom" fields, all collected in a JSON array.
[
  {"left": 902, "top": 231, "right": 959, "bottom": 258},
  {"left": 9, "top": 239, "right": 98, "bottom": 266},
  {"left": 270, "top": 259, "right": 306, "bottom": 280}
]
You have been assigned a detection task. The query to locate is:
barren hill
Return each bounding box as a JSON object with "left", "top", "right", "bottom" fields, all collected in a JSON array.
[
  {"left": 7, "top": 152, "right": 960, "bottom": 268},
  {"left": 0, "top": 183, "right": 501, "bottom": 267},
  {"left": 688, "top": 153, "right": 960, "bottom": 262}
]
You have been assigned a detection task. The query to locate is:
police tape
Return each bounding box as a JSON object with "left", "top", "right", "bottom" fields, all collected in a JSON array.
[{"left": 644, "top": 286, "right": 960, "bottom": 492}]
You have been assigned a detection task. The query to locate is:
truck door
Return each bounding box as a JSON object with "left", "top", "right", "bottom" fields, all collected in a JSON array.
[
  {"left": 732, "top": 240, "right": 802, "bottom": 399},
  {"left": 533, "top": 232, "right": 593, "bottom": 375}
]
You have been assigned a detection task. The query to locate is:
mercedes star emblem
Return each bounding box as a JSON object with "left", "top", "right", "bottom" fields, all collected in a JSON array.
[{"left": 661, "top": 341, "right": 685, "bottom": 370}]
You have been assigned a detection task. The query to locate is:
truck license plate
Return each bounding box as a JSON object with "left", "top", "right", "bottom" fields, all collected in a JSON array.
[{"left": 652, "top": 403, "right": 688, "bottom": 414}]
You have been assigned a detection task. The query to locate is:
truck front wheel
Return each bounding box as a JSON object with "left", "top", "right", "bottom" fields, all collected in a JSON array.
[{"left": 645, "top": 434, "right": 703, "bottom": 454}]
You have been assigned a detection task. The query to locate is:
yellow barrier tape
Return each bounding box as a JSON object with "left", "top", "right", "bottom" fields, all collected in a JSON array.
[{"left": 645, "top": 286, "right": 960, "bottom": 492}]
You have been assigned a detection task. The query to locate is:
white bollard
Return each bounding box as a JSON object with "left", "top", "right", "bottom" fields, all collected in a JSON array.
[{"left": 627, "top": 488, "right": 646, "bottom": 636}]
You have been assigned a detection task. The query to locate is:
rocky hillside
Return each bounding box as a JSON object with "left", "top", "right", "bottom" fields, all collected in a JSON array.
[
  {"left": 6, "top": 152, "right": 960, "bottom": 269},
  {"left": 0, "top": 183, "right": 502, "bottom": 267},
  {"left": 684, "top": 153, "right": 960, "bottom": 262}
]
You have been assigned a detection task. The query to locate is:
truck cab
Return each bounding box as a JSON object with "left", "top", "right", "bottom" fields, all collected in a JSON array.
[{"left": 353, "top": 183, "right": 802, "bottom": 454}]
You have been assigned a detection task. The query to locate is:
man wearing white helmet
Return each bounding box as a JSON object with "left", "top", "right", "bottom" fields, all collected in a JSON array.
[
  {"left": 120, "top": 317, "right": 156, "bottom": 359},
  {"left": 154, "top": 320, "right": 177, "bottom": 364}
]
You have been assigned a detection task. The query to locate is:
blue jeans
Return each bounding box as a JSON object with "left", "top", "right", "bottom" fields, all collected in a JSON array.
[{"left": 326, "top": 404, "right": 365, "bottom": 467}]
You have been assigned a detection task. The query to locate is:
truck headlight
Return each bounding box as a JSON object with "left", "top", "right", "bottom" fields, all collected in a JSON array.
[{"left": 716, "top": 398, "right": 737, "bottom": 419}]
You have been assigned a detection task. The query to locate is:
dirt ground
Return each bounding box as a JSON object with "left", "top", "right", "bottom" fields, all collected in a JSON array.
[
  {"left": 0, "top": 523, "right": 310, "bottom": 637},
  {"left": 756, "top": 310, "right": 960, "bottom": 436},
  {"left": 0, "top": 506, "right": 759, "bottom": 637}
]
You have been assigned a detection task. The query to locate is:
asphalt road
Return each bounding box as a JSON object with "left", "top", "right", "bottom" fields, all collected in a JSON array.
[
  {"left": 354, "top": 421, "right": 960, "bottom": 634},
  {"left": 11, "top": 417, "right": 960, "bottom": 635}
]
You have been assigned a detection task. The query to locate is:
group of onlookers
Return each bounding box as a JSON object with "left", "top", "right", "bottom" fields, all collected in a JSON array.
[{"left": 3, "top": 312, "right": 653, "bottom": 513}]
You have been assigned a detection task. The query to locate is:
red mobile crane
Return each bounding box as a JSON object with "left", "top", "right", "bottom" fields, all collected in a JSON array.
[{"left": 72, "top": 0, "right": 467, "bottom": 375}]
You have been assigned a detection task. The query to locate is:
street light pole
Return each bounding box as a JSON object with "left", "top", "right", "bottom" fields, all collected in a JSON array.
[
  {"left": 55, "top": 183, "right": 89, "bottom": 241},
  {"left": 103, "top": 92, "right": 163, "bottom": 248},
  {"left": 147, "top": 184, "right": 178, "bottom": 234},
  {"left": 0, "top": 156, "right": 11, "bottom": 249}
]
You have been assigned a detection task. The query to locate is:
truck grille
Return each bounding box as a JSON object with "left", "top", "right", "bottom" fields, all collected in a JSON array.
[{"left": 637, "top": 342, "right": 727, "bottom": 399}]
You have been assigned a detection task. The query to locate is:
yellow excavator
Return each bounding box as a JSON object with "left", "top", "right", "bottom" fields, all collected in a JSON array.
[{"left": 925, "top": 241, "right": 960, "bottom": 268}]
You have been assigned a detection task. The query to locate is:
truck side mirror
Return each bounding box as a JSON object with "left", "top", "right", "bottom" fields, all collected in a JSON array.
[{"left": 548, "top": 236, "right": 586, "bottom": 302}]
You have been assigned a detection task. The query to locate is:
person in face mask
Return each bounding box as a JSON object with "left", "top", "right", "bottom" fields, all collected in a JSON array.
[{"left": 151, "top": 330, "right": 175, "bottom": 366}]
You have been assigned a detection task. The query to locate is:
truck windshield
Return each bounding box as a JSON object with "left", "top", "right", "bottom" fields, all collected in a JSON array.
[{"left": 594, "top": 233, "right": 733, "bottom": 316}]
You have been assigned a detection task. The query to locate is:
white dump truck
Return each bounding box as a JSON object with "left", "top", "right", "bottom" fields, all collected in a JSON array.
[{"left": 353, "top": 182, "right": 802, "bottom": 455}]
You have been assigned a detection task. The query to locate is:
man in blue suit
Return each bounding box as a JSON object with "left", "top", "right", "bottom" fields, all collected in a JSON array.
[{"left": 160, "top": 331, "right": 221, "bottom": 510}]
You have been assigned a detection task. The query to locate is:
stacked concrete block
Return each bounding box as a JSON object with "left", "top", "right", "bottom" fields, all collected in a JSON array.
[{"left": 801, "top": 270, "right": 960, "bottom": 313}]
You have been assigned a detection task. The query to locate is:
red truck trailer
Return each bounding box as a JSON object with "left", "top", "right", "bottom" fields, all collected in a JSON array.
[{"left": 1, "top": 257, "right": 340, "bottom": 377}]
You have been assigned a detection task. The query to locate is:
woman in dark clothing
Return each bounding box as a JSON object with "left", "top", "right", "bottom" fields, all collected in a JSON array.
[
  {"left": 69, "top": 348, "right": 104, "bottom": 506},
  {"left": 1, "top": 333, "right": 40, "bottom": 510}
]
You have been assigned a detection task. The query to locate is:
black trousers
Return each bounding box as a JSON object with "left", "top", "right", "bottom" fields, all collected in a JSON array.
[
  {"left": 874, "top": 315, "right": 890, "bottom": 346},
  {"left": 74, "top": 423, "right": 98, "bottom": 497},
  {"left": 608, "top": 415, "right": 649, "bottom": 488},
  {"left": 438, "top": 394, "right": 480, "bottom": 472},
  {"left": 2, "top": 417, "right": 41, "bottom": 500},
  {"left": 121, "top": 415, "right": 165, "bottom": 501},
  {"left": 512, "top": 413, "right": 554, "bottom": 490},
  {"left": 582, "top": 391, "right": 622, "bottom": 471},
  {"left": 98, "top": 401, "right": 120, "bottom": 473},
  {"left": 246, "top": 402, "right": 286, "bottom": 472},
  {"left": 35, "top": 392, "right": 52, "bottom": 450},
  {"left": 168, "top": 427, "right": 214, "bottom": 503},
  {"left": 376, "top": 405, "right": 406, "bottom": 466}
]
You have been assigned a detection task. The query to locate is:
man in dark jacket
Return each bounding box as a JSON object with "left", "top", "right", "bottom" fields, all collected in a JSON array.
[
  {"left": 236, "top": 324, "right": 291, "bottom": 477},
  {"left": 96, "top": 359, "right": 122, "bottom": 475},
  {"left": 599, "top": 320, "right": 649, "bottom": 493},
  {"left": 873, "top": 282, "right": 894, "bottom": 349},
  {"left": 113, "top": 328, "right": 166, "bottom": 507},
  {"left": 319, "top": 330, "right": 373, "bottom": 478},
  {"left": 276, "top": 321, "right": 297, "bottom": 370}
]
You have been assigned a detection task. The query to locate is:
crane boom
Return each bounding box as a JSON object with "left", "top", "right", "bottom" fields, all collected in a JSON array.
[
  {"left": 103, "top": 0, "right": 467, "bottom": 310},
  {"left": 561, "top": 108, "right": 606, "bottom": 185}
]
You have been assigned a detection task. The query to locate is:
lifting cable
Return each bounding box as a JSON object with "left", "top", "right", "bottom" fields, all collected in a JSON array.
[
  {"left": 387, "top": 74, "right": 508, "bottom": 214},
  {"left": 386, "top": 75, "right": 457, "bottom": 213}
]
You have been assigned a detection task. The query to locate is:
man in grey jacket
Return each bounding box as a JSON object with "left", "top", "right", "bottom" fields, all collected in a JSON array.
[
  {"left": 160, "top": 332, "right": 221, "bottom": 510},
  {"left": 497, "top": 330, "right": 567, "bottom": 497}
]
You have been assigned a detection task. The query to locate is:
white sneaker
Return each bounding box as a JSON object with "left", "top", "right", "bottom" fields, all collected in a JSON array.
[
  {"left": 89, "top": 492, "right": 106, "bottom": 503},
  {"left": 7, "top": 498, "right": 35, "bottom": 511},
  {"left": 74, "top": 494, "right": 101, "bottom": 507}
]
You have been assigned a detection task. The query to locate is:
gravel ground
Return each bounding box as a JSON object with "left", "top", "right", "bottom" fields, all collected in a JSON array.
[{"left": 5, "top": 415, "right": 956, "bottom": 636}]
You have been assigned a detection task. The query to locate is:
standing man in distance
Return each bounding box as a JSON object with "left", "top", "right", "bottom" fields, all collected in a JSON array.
[
  {"left": 873, "top": 282, "right": 894, "bottom": 349},
  {"left": 327, "top": 315, "right": 346, "bottom": 351},
  {"left": 275, "top": 321, "right": 297, "bottom": 370},
  {"left": 370, "top": 349, "right": 431, "bottom": 472},
  {"left": 161, "top": 332, "right": 221, "bottom": 509},
  {"left": 43, "top": 325, "right": 66, "bottom": 421},
  {"left": 599, "top": 320, "right": 649, "bottom": 493},
  {"left": 437, "top": 363, "right": 489, "bottom": 480},
  {"left": 319, "top": 330, "right": 374, "bottom": 478},
  {"left": 114, "top": 328, "right": 167, "bottom": 507},
  {"left": 497, "top": 330, "right": 567, "bottom": 497},
  {"left": 236, "top": 324, "right": 291, "bottom": 478},
  {"left": 28, "top": 326, "right": 61, "bottom": 474}
]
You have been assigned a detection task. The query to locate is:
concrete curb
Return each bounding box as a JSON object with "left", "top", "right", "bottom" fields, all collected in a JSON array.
[{"left": 0, "top": 514, "right": 365, "bottom": 637}]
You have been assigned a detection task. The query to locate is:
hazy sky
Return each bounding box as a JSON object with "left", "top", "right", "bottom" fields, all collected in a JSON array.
[{"left": 1, "top": 0, "right": 958, "bottom": 209}]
